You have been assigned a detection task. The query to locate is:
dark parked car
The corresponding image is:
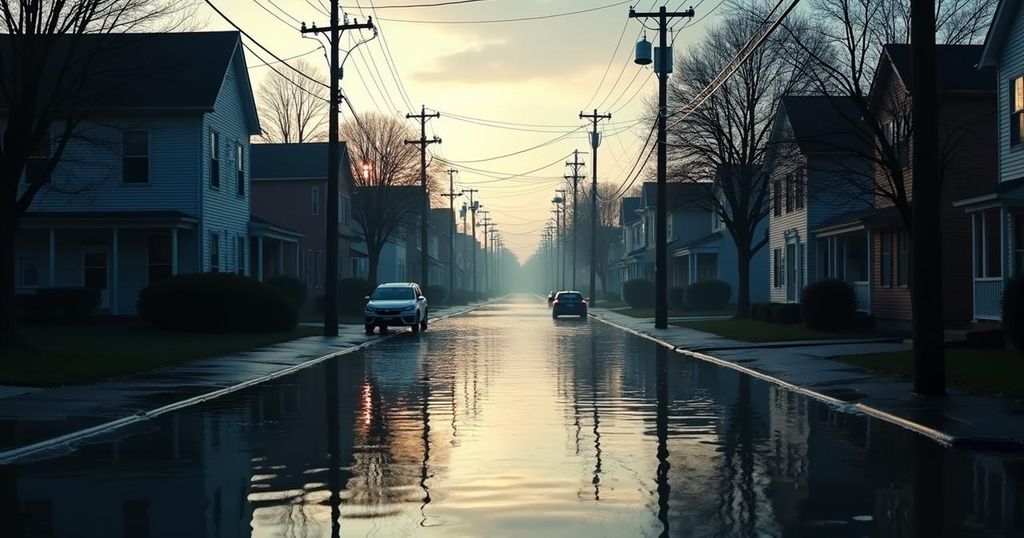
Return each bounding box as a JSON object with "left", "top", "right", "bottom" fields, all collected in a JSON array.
[{"left": 552, "top": 291, "right": 587, "bottom": 319}]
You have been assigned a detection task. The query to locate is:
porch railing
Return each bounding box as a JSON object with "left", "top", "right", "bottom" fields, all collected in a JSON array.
[
  {"left": 974, "top": 278, "right": 1003, "bottom": 321},
  {"left": 852, "top": 281, "right": 870, "bottom": 313}
]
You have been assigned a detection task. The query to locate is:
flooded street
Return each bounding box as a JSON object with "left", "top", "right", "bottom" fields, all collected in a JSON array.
[{"left": 6, "top": 296, "right": 1024, "bottom": 537}]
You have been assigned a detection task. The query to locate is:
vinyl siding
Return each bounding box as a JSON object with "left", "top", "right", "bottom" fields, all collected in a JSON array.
[
  {"left": 199, "top": 51, "right": 253, "bottom": 274},
  {"left": 998, "top": 2, "right": 1024, "bottom": 183},
  {"left": 768, "top": 157, "right": 808, "bottom": 303}
]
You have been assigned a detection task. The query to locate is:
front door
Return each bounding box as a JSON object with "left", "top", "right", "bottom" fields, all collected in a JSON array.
[{"left": 83, "top": 246, "right": 110, "bottom": 309}]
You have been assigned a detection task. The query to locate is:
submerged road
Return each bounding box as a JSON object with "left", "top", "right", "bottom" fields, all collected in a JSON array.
[{"left": 5, "top": 295, "right": 1024, "bottom": 537}]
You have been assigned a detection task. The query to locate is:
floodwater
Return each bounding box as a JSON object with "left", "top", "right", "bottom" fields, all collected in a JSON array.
[{"left": 5, "top": 296, "right": 1024, "bottom": 537}]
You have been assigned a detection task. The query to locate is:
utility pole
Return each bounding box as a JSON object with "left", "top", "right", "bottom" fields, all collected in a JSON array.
[
  {"left": 480, "top": 211, "right": 492, "bottom": 297},
  {"left": 301, "top": 8, "right": 375, "bottom": 337},
  {"left": 555, "top": 188, "right": 567, "bottom": 289},
  {"left": 406, "top": 105, "right": 441, "bottom": 288},
  {"left": 465, "top": 189, "right": 480, "bottom": 296},
  {"left": 441, "top": 169, "right": 462, "bottom": 299},
  {"left": 580, "top": 109, "right": 611, "bottom": 306},
  {"left": 629, "top": 5, "right": 693, "bottom": 329},
  {"left": 490, "top": 229, "right": 499, "bottom": 295},
  {"left": 565, "top": 150, "right": 585, "bottom": 290},
  {"left": 545, "top": 223, "right": 557, "bottom": 291},
  {"left": 551, "top": 207, "right": 562, "bottom": 289}
]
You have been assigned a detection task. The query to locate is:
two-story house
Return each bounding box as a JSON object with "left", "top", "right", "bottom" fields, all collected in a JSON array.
[
  {"left": 251, "top": 142, "right": 356, "bottom": 306},
  {"left": 765, "top": 96, "right": 873, "bottom": 309},
  {"left": 10, "top": 32, "right": 260, "bottom": 314},
  {"left": 955, "top": 0, "right": 1024, "bottom": 322},
  {"left": 618, "top": 196, "right": 647, "bottom": 284}
]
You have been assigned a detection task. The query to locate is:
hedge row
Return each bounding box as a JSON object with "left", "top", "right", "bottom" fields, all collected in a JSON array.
[
  {"left": 629, "top": 279, "right": 731, "bottom": 310},
  {"left": 750, "top": 302, "right": 802, "bottom": 325},
  {"left": 16, "top": 287, "right": 100, "bottom": 323},
  {"left": 138, "top": 273, "right": 297, "bottom": 333}
]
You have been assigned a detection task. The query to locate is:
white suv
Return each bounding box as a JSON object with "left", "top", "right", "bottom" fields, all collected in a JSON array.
[{"left": 364, "top": 282, "right": 429, "bottom": 334}]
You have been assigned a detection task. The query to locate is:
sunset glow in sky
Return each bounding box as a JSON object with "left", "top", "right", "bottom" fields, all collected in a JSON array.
[{"left": 202, "top": 0, "right": 717, "bottom": 260}]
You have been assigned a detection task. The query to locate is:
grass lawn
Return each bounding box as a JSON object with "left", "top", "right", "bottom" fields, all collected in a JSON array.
[
  {"left": 673, "top": 318, "right": 877, "bottom": 342},
  {"left": 838, "top": 349, "right": 1024, "bottom": 399},
  {"left": 1, "top": 322, "right": 321, "bottom": 387},
  {"left": 615, "top": 307, "right": 734, "bottom": 318}
]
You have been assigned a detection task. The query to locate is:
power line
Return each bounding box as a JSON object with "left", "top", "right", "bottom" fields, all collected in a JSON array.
[
  {"left": 443, "top": 126, "right": 586, "bottom": 164},
  {"left": 241, "top": 42, "right": 329, "bottom": 103},
  {"left": 344, "top": 0, "right": 493, "bottom": 8},
  {"left": 375, "top": 0, "right": 631, "bottom": 24},
  {"left": 246, "top": 47, "right": 321, "bottom": 70}
]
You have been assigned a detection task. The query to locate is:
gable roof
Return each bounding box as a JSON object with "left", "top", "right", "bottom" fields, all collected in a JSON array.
[
  {"left": 641, "top": 181, "right": 707, "bottom": 210},
  {"left": 870, "top": 44, "right": 994, "bottom": 107},
  {"left": 620, "top": 197, "right": 641, "bottom": 225},
  {"left": 980, "top": 0, "right": 1019, "bottom": 67},
  {"left": 774, "top": 96, "right": 870, "bottom": 155},
  {"left": 252, "top": 142, "right": 353, "bottom": 188},
  {"left": 0, "top": 31, "right": 259, "bottom": 132}
]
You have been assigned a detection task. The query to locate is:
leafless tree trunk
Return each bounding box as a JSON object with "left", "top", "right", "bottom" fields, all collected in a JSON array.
[
  {"left": 0, "top": 0, "right": 190, "bottom": 348},
  {"left": 256, "top": 58, "right": 328, "bottom": 143},
  {"left": 344, "top": 113, "right": 439, "bottom": 284}
]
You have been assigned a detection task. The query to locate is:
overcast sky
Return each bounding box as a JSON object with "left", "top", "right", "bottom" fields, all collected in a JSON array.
[{"left": 200, "top": 0, "right": 719, "bottom": 261}]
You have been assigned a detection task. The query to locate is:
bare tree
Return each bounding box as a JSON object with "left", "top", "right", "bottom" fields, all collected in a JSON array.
[
  {"left": 0, "top": 0, "right": 191, "bottom": 347},
  {"left": 665, "top": 6, "right": 824, "bottom": 317},
  {"left": 574, "top": 182, "right": 620, "bottom": 299},
  {"left": 256, "top": 58, "right": 328, "bottom": 143},
  {"left": 343, "top": 113, "right": 439, "bottom": 282}
]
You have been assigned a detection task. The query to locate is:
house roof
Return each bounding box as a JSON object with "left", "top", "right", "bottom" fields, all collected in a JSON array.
[
  {"left": 776, "top": 96, "right": 870, "bottom": 154},
  {"left": 673, "top": 231, "right": 722, "bottom": 255},
  {"left": 810, "top": 206, "right": 901, "bottom": 235},
  {"left": 620, "top": 197, "right": 641, "bottom": 225},
  {"left": 640, "top": 181, "right": 707, "bottom": 210},
  {"left": 251, "top": 142, "right": 353, "bottom": 188},
  {"left": 0, "top": 31, "right": 259, "bottom": 132},
  {"left": 250, "top": 215, "right": 304, "bottom": 240},
  {"left": 980, "top": 0, "right": 1019, "bottom": 67},
  {"left": 871, "top": 44, "right": 994, "bottom": 107}
]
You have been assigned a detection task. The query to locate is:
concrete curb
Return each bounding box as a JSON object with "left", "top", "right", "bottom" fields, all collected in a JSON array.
[
  {"left": 0, "top": 301, "right": 491, "bottom": 465},
  {"left": 589, "top": 312, "right": 969, "bottom": 448}
]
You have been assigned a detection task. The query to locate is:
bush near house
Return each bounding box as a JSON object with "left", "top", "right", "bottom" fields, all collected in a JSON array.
[
  {"left": 623, "top": 279, "right": 655, "bottom": 308},
  {"left": 267, "top": 275, "right": 307, "bottom": 311},
  {"left": 138, "top": 273, "right": 297, "bottom": 333},
  {"left": 684, "top": 280, "right": 731, "bottom": 310},
  {"left": 771, "top": 303, "right": 802, "bottom": 325},
  {"left": 750, "top": 302, "right": 773, "bottom": 322},
  {"left": 668, "top": 287, "right": 687, "bottom": 309},
  {"left": 424, "top": 285, "right": 446, "bottom": 304},
  {"left": 16, "top": 287, "right": 100, "bottom": 324},
  {"left": 801, "top": 279, "right": 856, "bottom": 330},
  {"left": 1003, "top": 275, "right": 1024, "bottom": 353}
]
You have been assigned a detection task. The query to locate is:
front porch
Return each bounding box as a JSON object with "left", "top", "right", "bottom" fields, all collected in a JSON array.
[
  {"left": 249, "top": 216, "right": 304, "bottom": 283},
  {"left": 954, "top": 184, "right": 1024, "bottom": 321},
  {"left": 814, "top": 226, "right": 871, "bottom": 313}
]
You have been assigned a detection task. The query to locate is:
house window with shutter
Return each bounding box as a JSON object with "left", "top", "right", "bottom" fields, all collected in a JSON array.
[
  {"left": 210, "top": 130, "right": 220, "bottom": 188},
  {"left": 210, "top": 232, "right": 220, "bottom": 272},
  {"left": 795, "top": 170, "right": 805, "bottom": 210},
  {"left": 884, "top": 115, "right": 909, "bottom": 167},
  {"left": 773, "top": 179, "right": 782, "bottom": 216},
  {"left": 236, "top": 144, "right": 245, "bottom": 196},
  {"left": 773, "top": 248, "right": 782, "bottom": 288},
  {"left": 1012, "top": 77, "right": 1024, "bottom": 147},
  {"left": 122, "top": 131, "right": 149, "bottom": 183},
  {"left": 879, "top": 231, "right": 893, "bottom": 287}
]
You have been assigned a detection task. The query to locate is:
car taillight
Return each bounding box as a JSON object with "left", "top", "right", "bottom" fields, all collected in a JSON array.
[
  {"left": 581, "top": 300, "right": 587, "bottom": 305},
  {"left": 553, "top": 300, "right": 561, "bottom": 305}
]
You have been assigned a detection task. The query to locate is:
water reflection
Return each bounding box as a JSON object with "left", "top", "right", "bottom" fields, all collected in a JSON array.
[{"left": 6, "top": 297, "right": 1024, "bottom": 537}]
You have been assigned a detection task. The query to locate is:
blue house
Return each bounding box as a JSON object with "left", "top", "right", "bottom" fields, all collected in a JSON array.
[{"left": 10, "top": 32, "right": 260, "bottom": 314}]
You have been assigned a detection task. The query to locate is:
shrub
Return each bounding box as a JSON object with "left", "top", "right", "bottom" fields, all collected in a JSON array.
[
  {"left": 684, "top": 280, "right": 731, "bottom": 310},
  {"left": 16, "top": 287, "right": 100, "bottom": 323},
  {"left": 337, "top": 278, "right": 377, "bottom": 315},
  {"left": 605, "top": 292, "right": 621, "bottom": 302},
  {"left": 801, "top": 279, "right": 856, "bottom": 331},
  {"left": 668, "top": 287, "right": 687, "bottom": 309},
  {"left": 623, "top": 279, "right": 655, "bottom": 308},
  {"left": 267, "top": 275, "right": 307, "bottom": 311},
  {"left": 138, "top": 273, "right": 297, "bottom": 333},
  {"left": 424, "top": 285, "right": 446, "bottom": 304},
  {"left": 1003, "top": 275, "right": 1024, "bottom": 353},
  {"left": 447, "top": 289, "right": 468, "bottom": 305},
  {"left": 750, "top": 302, "right": 773, "bottom": 322},
  {"left": 771, "top": 303, "right": 802, "bottom": 325}
]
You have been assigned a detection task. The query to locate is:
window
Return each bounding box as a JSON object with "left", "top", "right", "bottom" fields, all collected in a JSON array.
[
  {"left": 236, "top": 144, "right": 245, "bottom": 196},
  {"left": 311, "top": 186, "right": 320, "bottom": 216},
  {"left": 236, "top": 236, "right": 246, "bottom": 275},
  {"left": 147, "top": 235, "right": 172, "bottom": 284},
  {"left": 25, "top": 133, "right": 51, "bottom": 184},
  {"left": 884, "top": 115, "right": 909, "bottom": 167},
  {"left": 773, "top": 179, "right": 782, "bottom": 216},
  {"left": 773, "top": 248, "right": 782, "bottom": 288},
  {"left": 975, "top": 209, "right": 1003, "bottom": 278},
  {"left": 17, "top": 258, "right": 40, "bottom": 287},
  {"left": 1012, "top": 77, "right": 1024, "bottom": 147},
  {"left": 897, "top": 228, "right": 910, "bottom": 286},
  {"left": 879, "top": 231, "right": 893, "bottom": 287},
  {"left": 1015, "top": 214, "right": 1023, "bottom": 276},
  {"left": 210, "top": 130, "right": 220, "bottom": 188},
  {"left": 210, "top": 232, "right": 220, "bottom": 272},
  {"left": 795, "top": 170, "right": 805, "bottom": 210},
  {"left": 122, "top": 131, "right": 149, "bottom": 183},
  {"left": 785, "top": 173, "right": 794, "bottom": 213}
]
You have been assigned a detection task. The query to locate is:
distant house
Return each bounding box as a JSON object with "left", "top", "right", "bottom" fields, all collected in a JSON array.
[
  {"left": 251, "top": 142, "right": 357, "bottom": 303},
  {"left": 618, "top": 196, "right": 647, "bottom": 284},
  {"left": 955, "top": 0, "right": 1024, "bottom": 321},
  {"left": 351, "top": 185, "right": 422, "bottom": 283},
  {"left": 765, "top": 96, "right": 873, "bottom": 309},
  {"left": 8, "top": 32, "right": 260, "bottom": 314}
]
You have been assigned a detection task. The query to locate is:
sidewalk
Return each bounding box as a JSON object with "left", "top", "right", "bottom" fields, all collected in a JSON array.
[
  {"left": 591, "top": 307, "right": 1024, "bottom": 449},
  {"left": 0, "top": 303, "right": 483, "bottom": 462}
]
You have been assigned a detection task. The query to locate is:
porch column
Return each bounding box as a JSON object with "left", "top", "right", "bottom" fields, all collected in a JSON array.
[
  {"left": 111, "top": 228, "right": 119, "bottom": 315},
  {"left": 257, "top": 236, "right": 264, "bottom": 281},
  {"left": 865, "top": 229, "right": 872, "bottom": 312},
  {"left": 688, "top": 254, "right": 696, "bottom": 284},
  {"left": 277, "top": 240, "right": 284, "bottom": 277},
  {"left": 1001, "top": 207, "right": 1008, "bottom": 281},
  {"left": 295, "top": 244, "right": 300, "bottom": 276},
  {"left": 48, "top": 228, "right": 56, "bottom": 286},
  {"left": 171, "top": 228, "right": 179, "bottom": 275}
]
